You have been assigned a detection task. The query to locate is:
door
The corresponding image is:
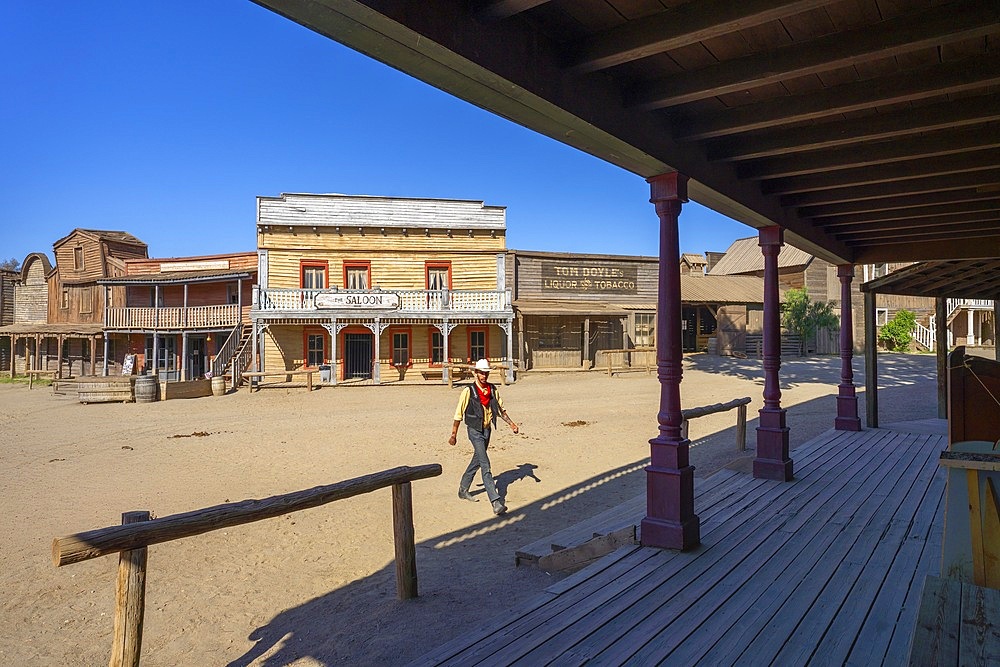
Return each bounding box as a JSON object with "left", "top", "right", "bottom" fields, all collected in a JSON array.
[
  {"left": 682, "top": 307, "right": 698, "bottom": 352},
  {"left": 188, "top": 336, "right": 206, "bottom": 379},
  {"left": 344, "top": 333, "right": 373, "bottom": 379}
]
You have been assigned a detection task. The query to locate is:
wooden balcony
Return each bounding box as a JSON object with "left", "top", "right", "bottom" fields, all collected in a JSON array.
[
  {"left": 252, "top": 288, "right": 513, "bottom": 318},
  {"left": 105, "top": 304, "right": 244, "bottom": 330}
]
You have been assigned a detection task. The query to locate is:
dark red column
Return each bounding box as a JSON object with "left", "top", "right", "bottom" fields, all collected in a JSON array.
[
  {"left": 835, "top": 265, "right": 862, "bottom": 431},
  {"left": 754, "top": 226, "right": 793, "bottom": 481},
  {"left": 641, "top": 173, "right": 700, "bottom": 550}
]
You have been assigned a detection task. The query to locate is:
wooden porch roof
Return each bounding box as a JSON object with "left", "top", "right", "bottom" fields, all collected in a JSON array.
[
  {"left": 251, "top": 0, "right": 1000, "bottom": 265},
  {"left": 861, "top": 258, "right": 1000, "bottom": 299},
  {"left": 413, "top": 425, "right": 947, "bottom": 665}
]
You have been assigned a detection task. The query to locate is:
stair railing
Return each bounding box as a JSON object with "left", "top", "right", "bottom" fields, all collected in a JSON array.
[{"left": 210, "top": 324, "right": 243, "bottom": 377}]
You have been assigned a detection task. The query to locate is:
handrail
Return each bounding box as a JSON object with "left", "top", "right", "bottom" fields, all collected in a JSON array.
[
  {"left": 912, "top": 321, "right": 935, "bottom": 352},
  {"left": 681, "top": 397, "right": 752, "bottom": 452},
  {"left": 210, "top": 323, "right": 242, "bottom": 377},
  {"left": 253, "top": 286, "right": 511, "bottom": 313},
  {"left": 52, "top": 464, "right": 442, "bottom": 667},
  {"left": 53, "top": 464, "right": 441, "bottom": 566}
]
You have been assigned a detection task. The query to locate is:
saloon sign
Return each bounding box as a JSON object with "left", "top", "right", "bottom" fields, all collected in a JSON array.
[
  {"left": 541, "top": 262, "right": 638, "bottom": 295},
  {"left": 314, "top": 292, "right": 400, "bottom": 309}
]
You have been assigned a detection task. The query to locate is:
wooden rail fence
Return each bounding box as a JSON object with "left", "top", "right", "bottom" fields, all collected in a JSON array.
[
  {"left": 681, "top": 397, "right": 751, "bottom": 452},
  {"left": 602, "top": 348, "right": 655, "bottom": 376},
  {"left": 52, "top": 464, "right": 441, "bottom": 667}
]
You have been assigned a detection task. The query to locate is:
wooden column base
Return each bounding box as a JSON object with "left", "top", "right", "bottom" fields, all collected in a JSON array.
[
  {"left": 754, "top": 408, "right": 793, "bottom": 481},
  {"left": 640, "top": 462, "right": 700, "bottom": 550},
  {"left": 835, "top": 388, "right": 862, "bottom": 431}
]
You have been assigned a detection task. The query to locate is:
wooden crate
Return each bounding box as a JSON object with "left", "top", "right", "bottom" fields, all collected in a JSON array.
[{"left": 159, "top": 379, "right": 212, "bottom": 400}]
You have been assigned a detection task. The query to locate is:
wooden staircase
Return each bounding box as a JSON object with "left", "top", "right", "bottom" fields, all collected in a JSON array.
[{"left": 211, "top": 324, "right": 254, "bottom": 388}]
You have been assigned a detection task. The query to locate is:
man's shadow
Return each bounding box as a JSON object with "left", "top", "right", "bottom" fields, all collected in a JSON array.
[{"left": 476, "top": 463, "right": 540, "bottom": 501}]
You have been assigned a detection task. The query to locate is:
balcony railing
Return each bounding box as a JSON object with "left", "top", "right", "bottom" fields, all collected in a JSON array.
[
  {"left": 253, "top": 287, "right": 512, "bottom": 314},
  {"left": 105, "top": 304, "right": 242, "bottom": 329}
]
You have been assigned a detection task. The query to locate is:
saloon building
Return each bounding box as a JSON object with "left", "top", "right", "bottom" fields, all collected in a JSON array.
[{"left": 251, "top": 193, "right": 515, "bottom": 384}]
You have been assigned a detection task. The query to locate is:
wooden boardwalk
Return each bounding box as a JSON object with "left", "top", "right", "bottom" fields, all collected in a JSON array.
[{"left": 414, "top": 426, "right": 947, "bottom": 666}]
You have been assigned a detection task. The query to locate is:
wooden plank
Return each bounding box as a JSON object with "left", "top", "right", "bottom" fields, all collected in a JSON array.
[
  {"left": 908, "top": 576, "right": 961, "bottom": 666},
  {"left": 483, "top": 429, "right": 904, "bottom": 665},
  {"left": 984, "top": 477, "right": 1000, "bottom": 590},
  {"left": 959, "top": 581, "right": 1000, "bottom": 666},
  {"left": 536, "top": 526, "right": 636, "bottom": 573},
  {"left": 614, "top": 431, "right": 930, "bottom": 666}
]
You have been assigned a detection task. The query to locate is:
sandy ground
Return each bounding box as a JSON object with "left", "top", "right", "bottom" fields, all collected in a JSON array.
[{"left": 0, "top": 352, "right": 940, "bottom": 666}]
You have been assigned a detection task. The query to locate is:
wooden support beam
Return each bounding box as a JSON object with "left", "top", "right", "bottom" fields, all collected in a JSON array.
[
  {"left": 109, "top": 511, "right": 149, "bottom": 667},
  {"left": 865, "top": 291, "right": 878, "bottom": 428},
  {"left": 391, "top": 482, "right": 418, "bottom": 599}
]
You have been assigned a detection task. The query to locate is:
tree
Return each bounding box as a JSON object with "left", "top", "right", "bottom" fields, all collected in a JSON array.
[
  {"left": 878, "top": 309, "right": 916, "bottom": 351},
  {"left": 0, "top": 257, "right": 19, "bottom": 272},
  {"left": 780, "top": 287, "right": 839, "bottom": 355}
]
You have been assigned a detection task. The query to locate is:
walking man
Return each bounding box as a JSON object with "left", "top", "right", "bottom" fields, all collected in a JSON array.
[{"left": 449, "top": 358, "right": 519, "bottom": 515}]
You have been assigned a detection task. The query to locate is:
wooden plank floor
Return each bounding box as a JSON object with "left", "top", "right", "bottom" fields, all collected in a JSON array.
[{"left": 413, "top": 427, "right": 947, "bottom": 666}]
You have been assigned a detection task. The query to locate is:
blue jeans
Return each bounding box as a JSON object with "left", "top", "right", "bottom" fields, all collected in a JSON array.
[{"left": 460, "top": 427, "right": 499, "bottom": 503}]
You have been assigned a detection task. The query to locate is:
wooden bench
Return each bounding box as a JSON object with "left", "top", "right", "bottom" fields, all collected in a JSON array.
[
  {"left": 242, "top": 370, "right": 315, "bottom": 393},
  {"left": 909, "top": 575, "right": 1000, "bottom": 665}
]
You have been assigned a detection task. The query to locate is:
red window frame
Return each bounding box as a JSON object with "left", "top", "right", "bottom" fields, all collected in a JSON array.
[
  {"left": 389, "top": 326, "right": 413, "bottom": 368},
  {"left": 299, "top": 260, "right": 329, "bottom": 289},
  {"left": 425, "top": 261, "right": 452, "bottom": 290},
  {"left": 302, "top": 327, "right": 327, "bottom": 369},
  {"left": 428, "top": 327, "right": 446, "bottom": 367},
  {"left": 343, "top": 260, "right": 372, "bottom": 289},
  {"left": 467, "top": 326, "right": 488, "bottom": 363}
]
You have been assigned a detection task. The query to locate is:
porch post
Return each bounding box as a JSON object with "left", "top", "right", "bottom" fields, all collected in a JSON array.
[
  {"left": 152, "top": 332, "right": 159, "bottom": 378},
  {"left": 995, "top": 300, "right": 999, "bottom": 362},
  {"left": 864, "top": 290, "right": 878, "bottom": 428},
  {"left": 103, "top": 332, "right": 110, "bottom": 377},
  {"left": 442, "top": 320, "right": 450, "bottom": 385},
  {"left": 936, "top": 298, "right": 948, "bottom": 419},
  {"left": 835, "top": 265, "right": 861, "bottom": 431},
  {"left": 57, "top": 334, "right": 64, "bottom": 380},
  {"left": 754, "top": 226, "right": 793, "bottom": 481},
  {"left": 373, "top": 318, "right": 381, "bottom": 385},
  {"left": 330, "top": 320, "right": 338, "bottom": 386},
  {"left": 640, "top": 172, "right": 699, "bottom": 551},
  {"left": 583, "top": 318, "right": 590, "bottom": 370},
  {"left": 181, "top": 332, "right": 189, "bottom": 381},
  {"left": 967, "top": 308, "right": 975, "bottom": 346},
  {"left": 506, "top": 317, "right": 515, "bottom": 384},
  {"left": 90, "top": 336, "right": 96, "bottom": 376}
]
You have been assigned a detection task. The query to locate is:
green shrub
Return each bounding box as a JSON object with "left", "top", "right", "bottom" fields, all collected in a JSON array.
[
  {"left": 781, "top": 288, "right": 839, "bottom": 354},
  {"left": 878, "top": 309, "right": 916, "bottom": 351}
]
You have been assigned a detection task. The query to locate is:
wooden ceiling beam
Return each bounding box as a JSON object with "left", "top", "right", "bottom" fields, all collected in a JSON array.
[
  {"left": 628, "top": 2, "right": 1000, "bottom": 111},
  {"left": 817, "top": 199, "right": 1000, "bottom": 226},
  {"left": 780, "top": 168, "right": 1000, "bottom": 208},
  {"left": 566, "top": 0, "right": 829, "bottom": 73},
  {"left": 475, "top": 0, "right": 550, "bottom": 21},
  {"left": 738, "top": 125, "right": 1000, "bottom": 180},
  {"left": 761, "top": 148, "right": 1000, "bottom": 195},
  {"left": 798, "top": 188, "right": 1000, "bottom": 219},
  {"left": 848, "top": 228, "right": 1000, "bottom": 248},
  {"left": 836, "top": 221, "right": 1000, "bottom": 242},
  {"left": 817, "top": 212, "right": 1000, "bottom": 233},
  {"left": 677, "top": 55, "right": 1000, "bottom": 141}
]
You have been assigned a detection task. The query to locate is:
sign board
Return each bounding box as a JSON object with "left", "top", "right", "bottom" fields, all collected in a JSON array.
[
  {"left": 314, "top": 292, "right": 400, "bottom": 310},
  {"left": 122, "top": 354, "right": 136, "bottom": 376},
  {"left": 540, "top": 261, "right": 638, "bottom": 295},
  {"left": 160, "top": 259, "right": 231, "bottom": 272}
]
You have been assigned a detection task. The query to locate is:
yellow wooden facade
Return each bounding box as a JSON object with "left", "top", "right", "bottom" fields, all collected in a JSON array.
[{"left": 252, "top": 193, "right": 515, "bottom": 385}]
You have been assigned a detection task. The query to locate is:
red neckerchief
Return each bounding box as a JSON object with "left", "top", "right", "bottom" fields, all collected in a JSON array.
[{"left": 475, "top": 381, "right": 491, "bottom": 407}]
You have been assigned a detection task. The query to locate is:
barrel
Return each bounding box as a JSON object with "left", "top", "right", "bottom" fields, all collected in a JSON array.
[
  {"left": 134, "top": 375, "right": 158, "bottom": 403},
  {"left": 211, "top": 375, "right": 226, "bottom": 397}
]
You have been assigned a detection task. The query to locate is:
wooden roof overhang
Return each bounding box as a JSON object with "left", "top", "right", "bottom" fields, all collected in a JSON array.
[
  {"left": 97, "top": 270, "right": 255, "bottom": 286},
  {"left": 861, "top": 258, "right": 1000, "bottom": 299},
  {"left": 251, "top": 0, "right": 1000, "bottom": 265}
]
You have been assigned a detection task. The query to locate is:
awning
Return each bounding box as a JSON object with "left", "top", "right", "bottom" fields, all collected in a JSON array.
[
  {"left": 861, "top": 259, "right": 1000, "bottom": 299},
  {"left": 513, "top": 300, "right": 630, "bottom": 316},
  {"left": 0, "top": 323, "right": 104, "bottom": 336}
]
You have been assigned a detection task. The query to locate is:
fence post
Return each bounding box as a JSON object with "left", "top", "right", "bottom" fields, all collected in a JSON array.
[
  {"left": 391, "top": 482, "right": 418, "bottom": 599},
  {"left": 736, "top": 404, "right": 747, "bottom": 452},
  {"left": 110, "top": 510, "right": 150, "bottom": 667}
]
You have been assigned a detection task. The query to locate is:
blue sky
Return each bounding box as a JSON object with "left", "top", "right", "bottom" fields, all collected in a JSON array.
[{"left": 0, "top": 1, "right": 752, "bottom": 267}]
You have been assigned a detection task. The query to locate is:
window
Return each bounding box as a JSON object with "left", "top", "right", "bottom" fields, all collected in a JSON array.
[
  {"left": 392, "top": 331, "right": 410, "bottom": 367},
  {"left": 468, "top": 328, "right": 487, "bottom": 361},
  {"left": 344, "top": 262, "right": 370, "bottom": 290},
  {"left": 864, "top": 263, "right": 890, "bottom": 281},
  {"left": 80, "top": 287, "right": 93, "bottom": 314},
  {"left": 227, "top": 283, "right": 239, "bottom": 304},
  {"left": 426, "top": 263, "right": 450, "bottom": 290},
  {"left": 634, "top": 312, "right": 655, "bottom": 347},
  {"left": 73, "top": 247, "right": 84, "bottom": 270},
  {"left": 876, "top": 308, "right": 889, "bottom": 326},
  {"left": 61, "top": 288, "right": 69, "bottom": 309},
  {"left": 306, "top": 333, "right": 325, "bottom": 367},
  {"left": 300, "top": 262, "right": 327, "bottom": 290},
  {"left": 699, "top": 308, "right": 717, "bottom": 335},
  {"left": 430, "top": 329, "right": 444, "bottom": 365}
]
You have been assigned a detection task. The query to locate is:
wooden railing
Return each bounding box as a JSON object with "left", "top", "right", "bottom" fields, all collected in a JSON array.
[
  {"left": 254, "top": 287, "right": 512, "bottom": 314},
  {"left": 681, "top": 397, "right": 752, "bottom": 452},
  {"left": 105, "top": 304, "right": 241, "bottom": 329},
  {"left": 52, "top": 464, "right": 442, "bottom": 667},
  {"left": 948, "top": 298, "right": 995, "bottom": 320},
  {"left": 210, "top": 324, "right": 243, "bottom": 377},
  {"left": 602, "top": 348, "right": 656, "bottom": 375}
]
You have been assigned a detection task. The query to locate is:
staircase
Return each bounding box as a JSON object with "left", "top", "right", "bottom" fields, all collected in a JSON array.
[
  {"left": 912, "top": 321, "right": 935, "bottom": 351},
  {"left": 211, "top": 324, "right": 254, "bottom": 388}
]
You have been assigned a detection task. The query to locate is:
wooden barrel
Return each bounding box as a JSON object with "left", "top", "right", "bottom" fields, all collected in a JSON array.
[
  {"left": 134, "top": 375, "right": 158, "bottom": 403},
  {"left": 211, "top": 375, "right": 226, "bottom": 397}
]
